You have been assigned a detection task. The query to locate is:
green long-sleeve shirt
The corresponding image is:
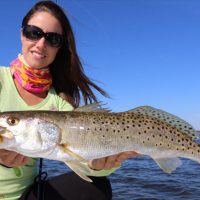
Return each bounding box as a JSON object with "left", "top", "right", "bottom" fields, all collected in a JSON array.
[{"left": 0, "top": 67, "right": 116, "bottom": 200}]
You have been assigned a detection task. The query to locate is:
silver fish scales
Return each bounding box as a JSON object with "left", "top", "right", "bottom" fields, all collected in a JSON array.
[{"left": 0, "top": 103, "right": 199, "bottom": 181}]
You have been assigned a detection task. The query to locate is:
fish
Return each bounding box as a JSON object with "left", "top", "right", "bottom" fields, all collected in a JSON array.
[{"left": 0, "top": 103, "right": 199, "bottom": 182}]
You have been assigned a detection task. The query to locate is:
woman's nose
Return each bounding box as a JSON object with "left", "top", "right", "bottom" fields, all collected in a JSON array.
[{"left": 35, "top": 37, "right": 46, "bottom": 49}]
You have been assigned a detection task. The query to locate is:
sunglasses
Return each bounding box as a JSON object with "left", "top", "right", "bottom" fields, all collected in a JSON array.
[{"left": 22, "top": 25, "right": 63, "bottom": 48}]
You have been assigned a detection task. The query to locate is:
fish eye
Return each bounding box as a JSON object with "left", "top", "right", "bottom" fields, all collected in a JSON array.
[{"left": 7, "top": 117, "right": 19, "bottom": 126}]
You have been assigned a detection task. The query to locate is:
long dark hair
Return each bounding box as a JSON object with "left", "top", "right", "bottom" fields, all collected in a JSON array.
[{"left": 22, "top": 0, "right": 108, "bottom": 108}]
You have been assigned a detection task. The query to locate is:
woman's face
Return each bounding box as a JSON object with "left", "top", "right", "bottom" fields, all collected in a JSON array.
[{"left": 21, "top": 12, "right": 63, "bottom": 69}]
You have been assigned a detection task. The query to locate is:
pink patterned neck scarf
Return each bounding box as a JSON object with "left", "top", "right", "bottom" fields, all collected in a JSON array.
[{"left": 10, "top": 54, "right": 52, "bottom": 94}]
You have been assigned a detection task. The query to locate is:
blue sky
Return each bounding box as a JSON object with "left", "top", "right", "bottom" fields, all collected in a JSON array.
[{"left": 0, "top": 0, "right": 199, "bottom": 129}]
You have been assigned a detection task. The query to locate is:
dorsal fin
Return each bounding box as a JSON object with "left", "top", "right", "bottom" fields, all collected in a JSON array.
[
  {"left": 75, "top": 102, "right": 111, "bottom": 113},
  {"left": 128, "top": 106, "right": 199, "bottom": 140},
  {"left": 193, "top": 131, "right": 200, "bottom": 143}
]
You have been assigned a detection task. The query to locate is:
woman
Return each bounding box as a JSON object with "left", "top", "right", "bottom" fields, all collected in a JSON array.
[{"left": 0, "top": 1, "right": 139, "bottom": 199}]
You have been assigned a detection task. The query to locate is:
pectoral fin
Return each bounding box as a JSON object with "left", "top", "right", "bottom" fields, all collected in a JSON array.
[
  {"left": 65, "top": 161, "right": 92, "bottom": 182},
  {"left": 60, "top": 144, "right": 93, "bottom": 182},
  {"left": 153, "top": 157, "right": 182, "bottom": 173},
  {"left": 59, "top": 144, "right": 87, "bottom": 162}
]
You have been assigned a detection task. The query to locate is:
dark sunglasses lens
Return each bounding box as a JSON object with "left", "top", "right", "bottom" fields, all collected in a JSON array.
[
  {"left": 22, "top": 25, "right": 63, "bottom": 48},
  {"left": 23, "top": 26, "right": 43, "bottom": 41},
  {"left": 46, "top": 33, "right": 63, "bottom": 48}
]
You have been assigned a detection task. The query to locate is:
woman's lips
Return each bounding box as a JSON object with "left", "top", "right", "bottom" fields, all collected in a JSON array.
[{"left": 31, "top": 51, "right": 46, "bottom": 59}]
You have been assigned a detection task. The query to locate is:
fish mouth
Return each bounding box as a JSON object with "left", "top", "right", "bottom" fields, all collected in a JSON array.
[
  {"left": 0, "top": 126, "right": 6, "bottom": 134},
  {"left": 0, "top": 127, "right": 13, "bottom": 139}
]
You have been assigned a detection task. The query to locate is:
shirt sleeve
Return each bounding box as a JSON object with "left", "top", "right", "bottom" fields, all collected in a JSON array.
[
  {"left": 57, "top": 96, "right": 74, "bottom": 111},
  {"left": 0, "top": 76, "right": 2, "bottom": 92}
]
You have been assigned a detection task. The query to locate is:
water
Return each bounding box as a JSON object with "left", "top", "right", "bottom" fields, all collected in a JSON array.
[{"left": 43, "top": 157, "right": 200, "bottom": 200}]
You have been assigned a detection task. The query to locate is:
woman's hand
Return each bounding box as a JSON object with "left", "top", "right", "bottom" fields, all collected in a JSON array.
[
  {"left": 88, "top": 151, "right": 141, "bottom": 170},
  {"left": 0, "top": 149, "right": 30, "bottom": 167}
]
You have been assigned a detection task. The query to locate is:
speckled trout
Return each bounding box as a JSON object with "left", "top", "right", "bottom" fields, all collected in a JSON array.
[{"left": 0, "top": 103, "right": 199, "bottom": 181}]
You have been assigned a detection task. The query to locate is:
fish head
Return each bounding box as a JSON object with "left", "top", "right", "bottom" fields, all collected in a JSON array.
[
  {"left": 0, "top": 112, "right": 36, "bottom": 149},
  {"left": 0, "top": 112, "right": 61, "bottom": 156},
  {"left": 0, "top": 113, "right": 31, "bottom": 136}
]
